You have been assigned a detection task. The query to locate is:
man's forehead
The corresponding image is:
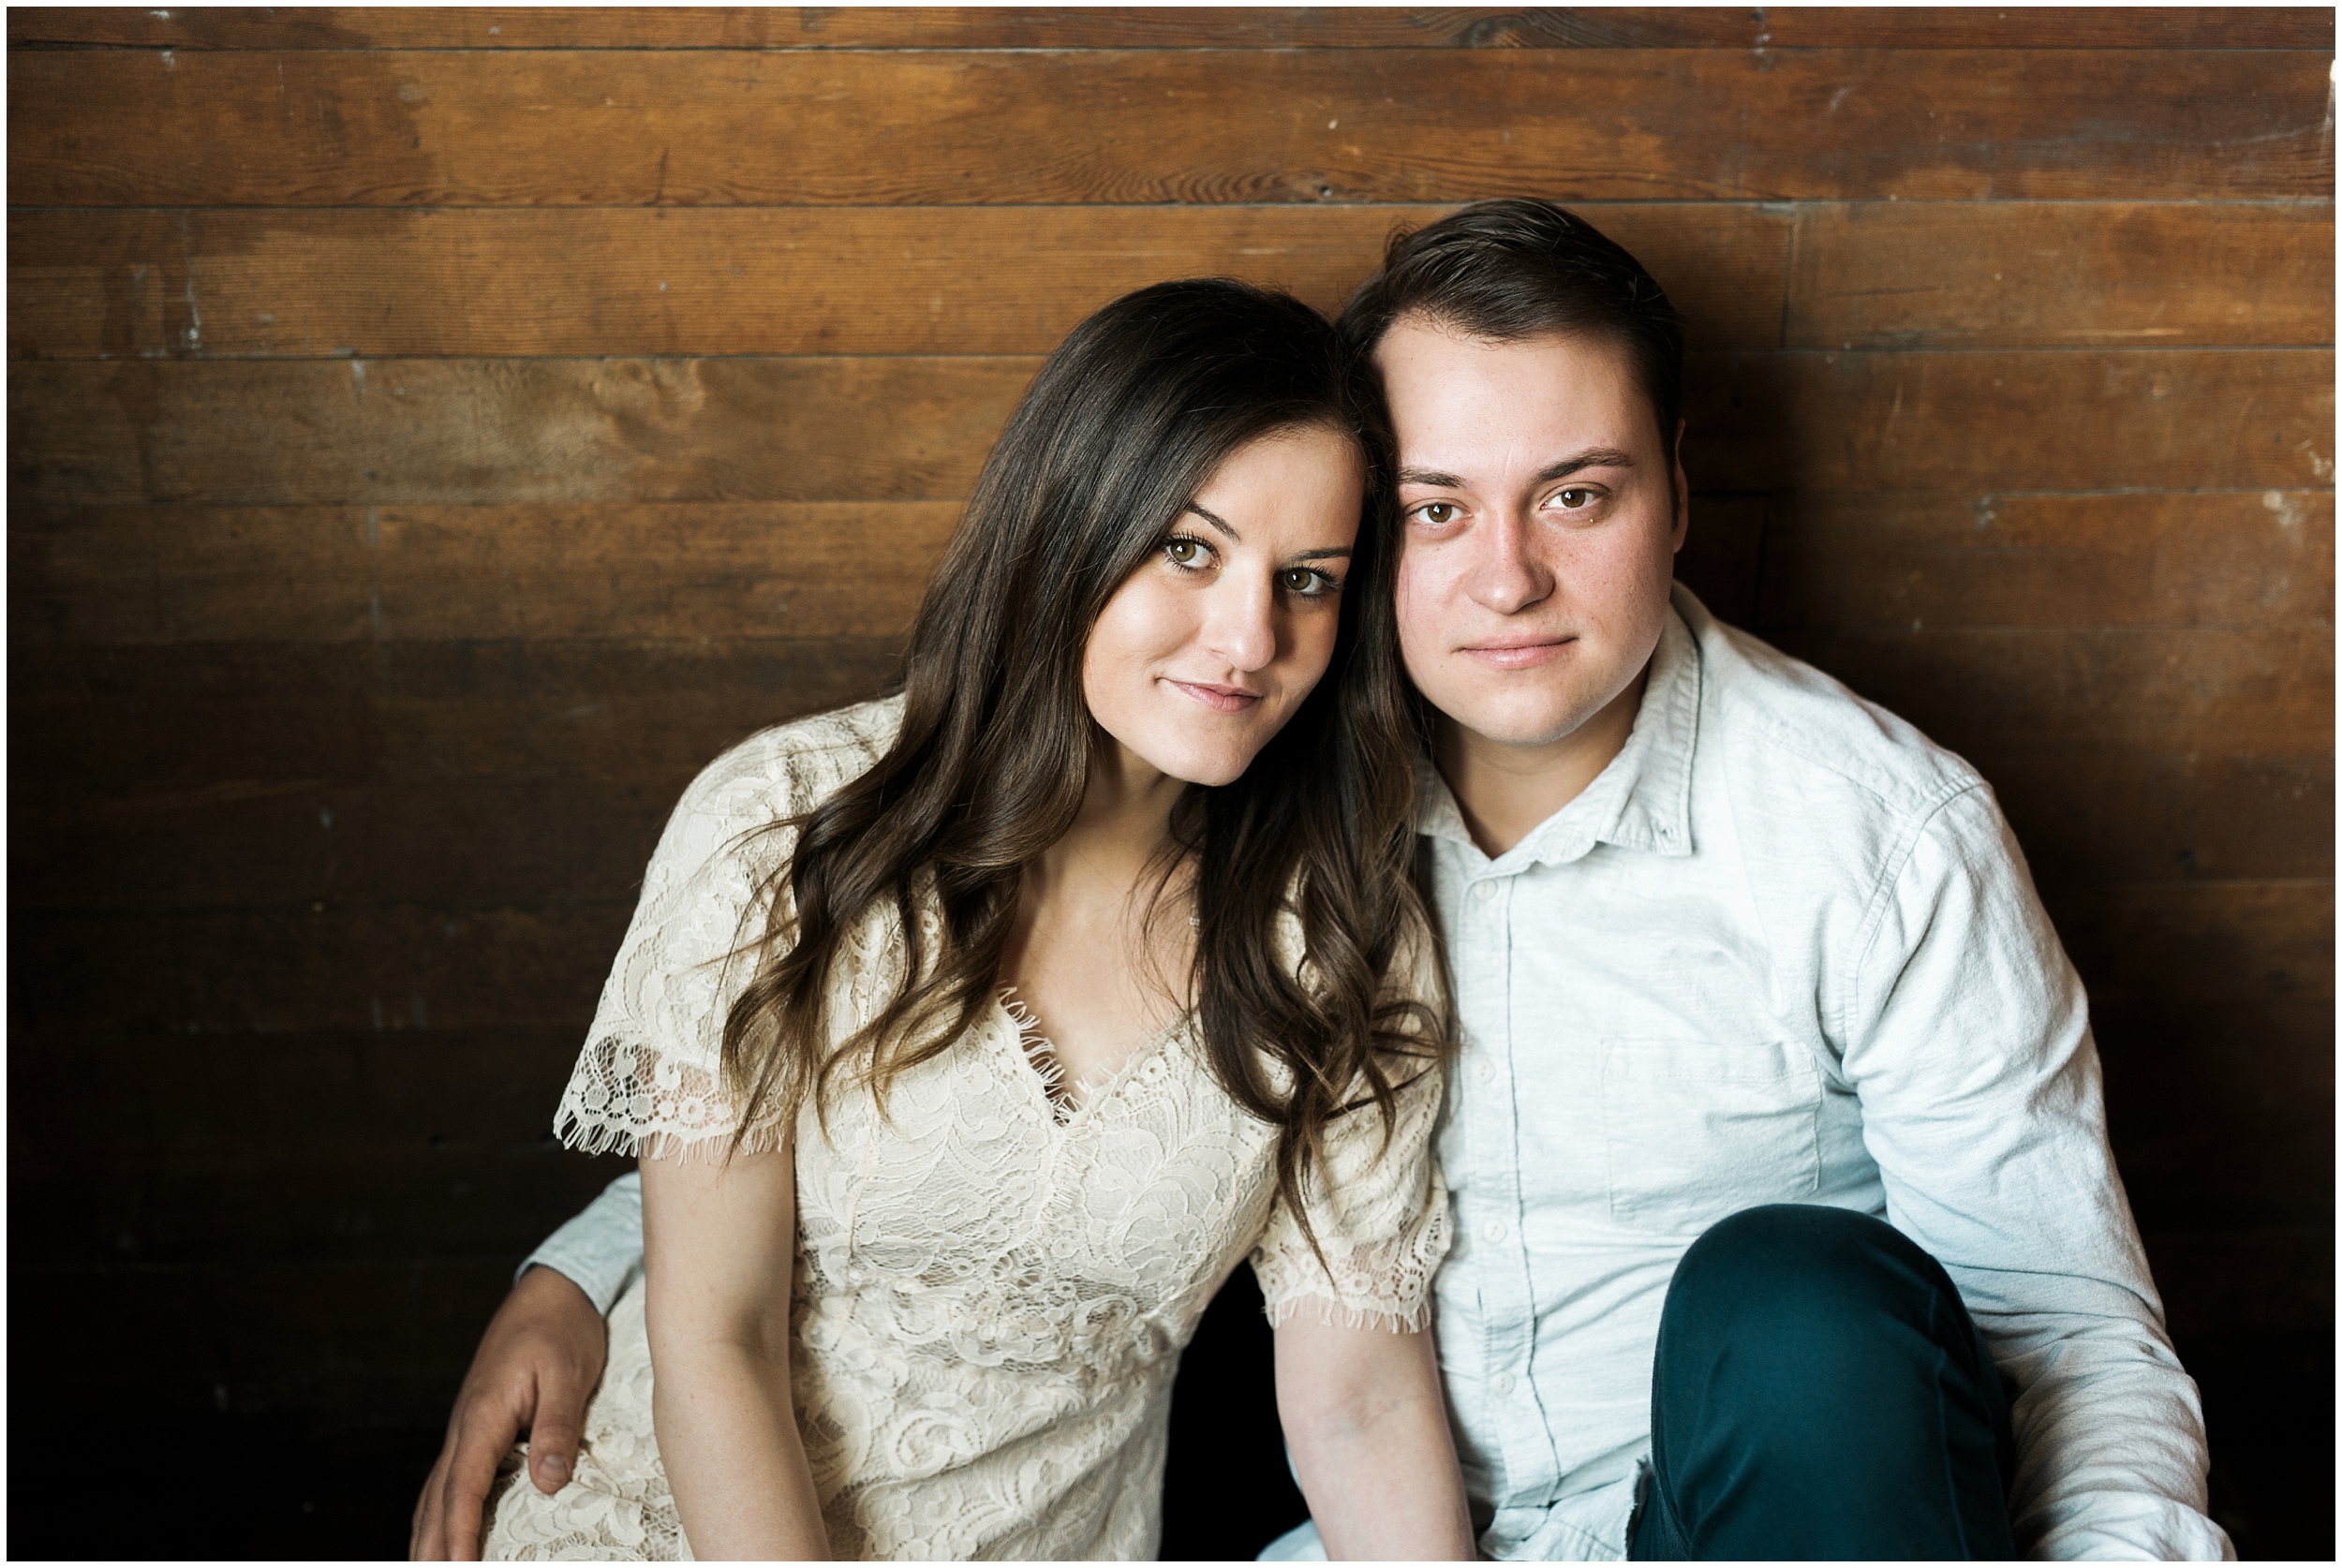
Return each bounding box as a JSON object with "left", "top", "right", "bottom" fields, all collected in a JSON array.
[{"left": 1375, "top": 327, "right": 1654, "bottom": 471}]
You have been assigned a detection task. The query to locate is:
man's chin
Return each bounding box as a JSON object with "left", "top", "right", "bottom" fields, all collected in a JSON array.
[{"left": 1433, "top": 691, "right": 1604, "bottom": 753}]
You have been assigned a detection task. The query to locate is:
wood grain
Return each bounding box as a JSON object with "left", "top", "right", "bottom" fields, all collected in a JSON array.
[
  {"left": 11, "top": 49, "right": 2331, "bottom": 207},
  {"left": 8, "top": 357, "right": 1039, "bottom": 505},
  {"left": 1685, "top": 349, "right": 2335, "bottom": 494},
  {"left": 7, "top": 203, "right": 1794, "bottom": 360},
  {"left": 14, "top": 904, "right": 630, "bottom": 1035},
  {"left": 11, "top": 502, "right": 960, "bottom": 643},
  {"left": 1976, "top": 753, "right": 2333, "bottom": 886},
  {"left": 9, "top": 775, "right": 683, "bottom": 912},
  {"left": 17, "top": 349, "right": 2332, "bottom": 506},
  {"left": 13, "top": 7, "right": 2329, "bottom": 52},
  {"left": 9, "top": 637, "right": 906, "bottom": 787},
  {"left": 1758, "top": 491, "right": 2335, "bottom": 632},
  {"left": 1787, "top": 202, "right": 2337, "bottom": 350},
  {"left": 1773, "top": 627, "right": 2333, "bottom": 757}
]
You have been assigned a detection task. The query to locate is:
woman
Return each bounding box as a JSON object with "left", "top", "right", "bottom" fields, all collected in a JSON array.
[{"left": 481, "top": 280, "right": 1471, "bottom": 1560}]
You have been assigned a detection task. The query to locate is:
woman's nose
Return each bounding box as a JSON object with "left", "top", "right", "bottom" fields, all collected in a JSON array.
[{"left": 1201, "top": 579, "right": 1278, "bottom": 672}]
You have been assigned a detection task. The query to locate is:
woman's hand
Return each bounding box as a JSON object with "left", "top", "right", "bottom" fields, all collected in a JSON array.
[
  {"left": 1275, "top": 1308, "right": 1476, "bottom": 1561},
  {"left": 409, "top": 1265, "right": 608, "bottom": 1561},
  {"left": 641, "top": 1143, "right": 829, "bottom": 1561}
]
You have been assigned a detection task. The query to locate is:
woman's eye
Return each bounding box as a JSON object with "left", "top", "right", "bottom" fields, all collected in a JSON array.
[
  {"left": 1163, "top": 537, "right": 1206, "bottom": 567},
  {"left": 1413, "top": 501, "right": 1461, "bottom": 526},
  {"left": 1279, "top": 567, "right": 1338, "bottom": 597}
]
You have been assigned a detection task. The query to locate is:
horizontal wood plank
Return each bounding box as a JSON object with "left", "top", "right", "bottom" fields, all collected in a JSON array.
[
  {"left": 1686, "top": 349, "right": 2335, "bottom": 494},
  {"left": 7, "top": 203, "right": 1794, "bottom": 360},
  {"left": 11, "top": 502, "right": 959, "bottom": 643},
  {"left": 7, "top": 357, "right": 1039, "bottom": 505},
  {"left": 13, "top": 904, "right": 630, "bottom": 1035},
  {"left": 11, "top": 49, "right": 2330, "bottom": 207},
  {"left": 12, "top": 7, "right": 2328, "bottom": 52},
  {"left": 9, "top": 636, "right": 906, "bottom": 787},
  {"left": 1773, "top": 627, "right": 2333, "bottom": 757},
  {"left": 9, "top": 775, "right": 682, "bottom": 912},
  {"left": 1758, "top": 491, "right": 2335, "bottom": 632},
  {"left": 16, "top": 349, "right": 2331, "bottom": 505},
  {"left": 1976, "top": 753, "right": 2333, "bottom": 887},
  {"left": 1787, "top": 202, "right": 2336, "bottom": 350}
]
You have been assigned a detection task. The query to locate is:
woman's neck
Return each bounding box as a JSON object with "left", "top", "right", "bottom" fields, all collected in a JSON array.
[
  {"left": 999, "top": 738, "right": 1195, "bottom": 1099},
  {"left": 1036, "top": 736, "right": 1188, "bottom": 892}
]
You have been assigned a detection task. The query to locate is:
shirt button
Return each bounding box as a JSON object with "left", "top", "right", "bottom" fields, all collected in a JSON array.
[
  {"left": 1481, "top": 1219, "right": 1506, "bottom": 1243},
  {"left": 1473, "top": 1058, "right": 1497, "bottom": 1084},
  {"left": 1472, "top": 881, "right": 1496, "bottom": 903},
  {"left": 1490, "top": 1371, "right": 1516, "bottom": 1395}
]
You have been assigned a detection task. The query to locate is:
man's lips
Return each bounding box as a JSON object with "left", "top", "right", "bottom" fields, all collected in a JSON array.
[
  {"left": 1459, "top": 635, "right": 1576, "bottom": 671},
  {"left": 1165, "top": 679, "right": 1264, "bottom": 714}
]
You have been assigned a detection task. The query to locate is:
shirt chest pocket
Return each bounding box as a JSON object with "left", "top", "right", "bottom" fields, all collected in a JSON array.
[{"left": 1598, "top": 1037, "right": 1821, "bottom": 1235}]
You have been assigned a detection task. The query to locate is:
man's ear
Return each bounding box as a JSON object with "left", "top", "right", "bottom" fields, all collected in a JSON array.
[{"left": 1668, "top": 418, "right": 1690, "bottom": 553}]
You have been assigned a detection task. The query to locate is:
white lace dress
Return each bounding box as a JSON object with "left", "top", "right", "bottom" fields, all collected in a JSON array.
[{"left": 481, "top": 696, "right": 1450, "bottom": 1561}]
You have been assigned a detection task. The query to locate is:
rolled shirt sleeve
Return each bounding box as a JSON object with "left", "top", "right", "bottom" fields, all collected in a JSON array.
[{"left": 518, "top": 1171, "right": 646, "bottom": 1316}]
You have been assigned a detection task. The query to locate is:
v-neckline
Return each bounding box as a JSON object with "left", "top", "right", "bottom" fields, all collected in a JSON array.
[{"left": 992, "top": 986, "right": 1184, "bottom": 1128}]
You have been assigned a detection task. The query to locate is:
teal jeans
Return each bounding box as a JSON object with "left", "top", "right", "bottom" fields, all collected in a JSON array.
[{"left": 1630, "top": 1205, "right": 2018, "bottom": 1561}]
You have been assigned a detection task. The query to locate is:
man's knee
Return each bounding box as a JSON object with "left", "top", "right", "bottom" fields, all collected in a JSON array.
[{"left": 1661, "top": 1204, "right": 1964, "bottom": 1374}]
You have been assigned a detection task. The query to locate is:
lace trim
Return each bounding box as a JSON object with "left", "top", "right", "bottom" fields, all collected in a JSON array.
[{"left": 996, "top": 984, "right": 1075, "bottom": 1123}]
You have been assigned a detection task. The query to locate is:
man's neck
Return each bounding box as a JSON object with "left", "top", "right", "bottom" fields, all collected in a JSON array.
[{"left": 1433, "top": 663, "right": 1651, "bottom": 858}]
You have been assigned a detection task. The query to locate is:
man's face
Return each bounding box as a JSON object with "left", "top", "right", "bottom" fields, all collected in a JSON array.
[{"left": 1379, "top": 319, "right": 1686, "bottom": 752}]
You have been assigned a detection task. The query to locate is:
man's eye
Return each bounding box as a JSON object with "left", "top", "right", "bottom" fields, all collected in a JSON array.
[
  {"left": 1553, "top": 487, "right": 1595, "bottom": 510},
  {"left": 1414, "top": 501, "right": 1461, "bottom": 525}
]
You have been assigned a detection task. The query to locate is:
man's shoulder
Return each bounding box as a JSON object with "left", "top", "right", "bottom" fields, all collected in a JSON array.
[{"left": 1676, "top": 589, "right": 1982, "bottom": 833}]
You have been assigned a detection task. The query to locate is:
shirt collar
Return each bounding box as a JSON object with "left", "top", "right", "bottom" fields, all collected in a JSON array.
[{"left": 1414, "top": 605, "right": 1701, "bottom": 870}]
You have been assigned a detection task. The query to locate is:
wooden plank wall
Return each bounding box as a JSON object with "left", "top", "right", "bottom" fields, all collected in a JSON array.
[{"left": 8, "top": 7, "right": 2333, "bottom": 1555}]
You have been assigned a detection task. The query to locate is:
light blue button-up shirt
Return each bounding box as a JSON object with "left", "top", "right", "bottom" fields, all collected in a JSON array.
[{"left": 1422, "top": 586, "right": 2226, "bottom": 1561}]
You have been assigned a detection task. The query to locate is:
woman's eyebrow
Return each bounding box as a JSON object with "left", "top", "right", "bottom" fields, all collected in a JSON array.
[
  {"left": 1182, "top": 502, "right": 1240, "bottom": 540},
  {"left": 1289, "top": 547, "right": 1354, "bottom": 561}
]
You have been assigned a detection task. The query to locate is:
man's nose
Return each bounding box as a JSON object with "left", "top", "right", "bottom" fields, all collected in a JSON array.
[{"left": 1462, "top": 509, "right": 1553, "bottom": 615}]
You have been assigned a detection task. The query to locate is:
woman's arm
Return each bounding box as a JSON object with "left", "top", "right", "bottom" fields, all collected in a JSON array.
[
  {"left": 640, "top": 1143, "right": 829, "bottom": 1560},
  {"left": 1275, "top": 1310, "right": 1475, "bottom": 1561}
]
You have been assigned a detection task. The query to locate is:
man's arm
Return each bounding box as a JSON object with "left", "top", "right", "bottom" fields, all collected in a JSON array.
[
  {"left": 1842, "top": 786, "right": 2231, "bottom": 1561},
  {"left": 408, "top": 1173, "right": 647, "bottom": 1561}
]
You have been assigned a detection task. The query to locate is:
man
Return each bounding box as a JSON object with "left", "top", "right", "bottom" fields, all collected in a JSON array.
[{"left": 411, "top": 201, "right": 2227, "bottom": 1561}]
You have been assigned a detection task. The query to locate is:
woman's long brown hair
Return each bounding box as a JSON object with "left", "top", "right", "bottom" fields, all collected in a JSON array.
[{"left": 721, "top": 278, "right": 1447, "bottom": 1235}]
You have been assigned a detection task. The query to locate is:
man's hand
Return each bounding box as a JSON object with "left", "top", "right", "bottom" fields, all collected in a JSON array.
[{"left": 409, "top": 1265, "right": 609, "bottom": 1561}]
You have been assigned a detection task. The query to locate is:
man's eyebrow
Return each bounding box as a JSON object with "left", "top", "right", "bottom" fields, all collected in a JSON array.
[
  {"left": 1182, "top": 502, "right": 1239, "bottom": 540},
  {"left": 1397, "top": 451, "right": 1638, "bottom": 489},
  {"left": 1534, "top": 449, "right": 1636, "bottom": 484}
]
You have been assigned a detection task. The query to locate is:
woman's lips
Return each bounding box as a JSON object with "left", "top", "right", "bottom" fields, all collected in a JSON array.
[
  {"left": 1165, "top": 679, "right": 1263, "bottom": 714},
  {"left": 1462, "top": 637, "right": 1574, "bottom": 671}
]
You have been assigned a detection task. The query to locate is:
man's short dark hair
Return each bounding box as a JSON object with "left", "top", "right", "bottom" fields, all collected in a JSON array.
[{"left": 1337, "top": 199, "right": 1686, "bottom": 451}]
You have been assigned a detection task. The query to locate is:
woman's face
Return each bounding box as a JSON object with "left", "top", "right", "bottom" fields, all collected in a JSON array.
[{"left": 1081, "top": 425, "right": 1366, "bottom": 789}]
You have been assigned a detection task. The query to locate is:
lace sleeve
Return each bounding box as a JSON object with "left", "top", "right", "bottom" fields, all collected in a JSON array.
[
  {"left": 553, "top": 702, "right": 899, "bottom": 1161},
  {"left": 1250, "top": 925, "right": 1452, "bottom": 1333}
]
